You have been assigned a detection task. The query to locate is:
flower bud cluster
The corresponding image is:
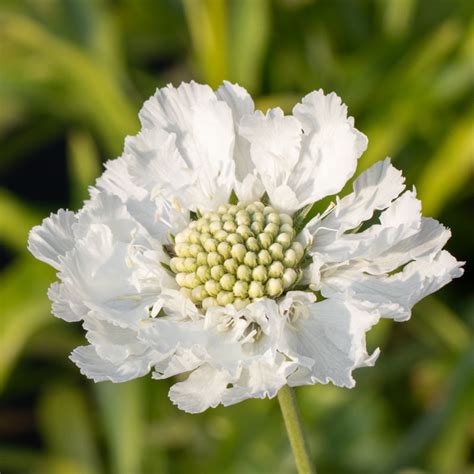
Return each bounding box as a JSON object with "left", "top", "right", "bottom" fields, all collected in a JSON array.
[{"left": 170, "top": 202, "right": 304, "bottom": 309}]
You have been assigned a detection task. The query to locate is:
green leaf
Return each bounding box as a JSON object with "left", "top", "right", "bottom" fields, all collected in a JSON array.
[
  {"left": 0, "top": 188, "right": 42, "bottom": 253},
  {"left": 229, "top": 0, "right": 270, "bottom": 92},
  {"left": 417, "top": 107, "right": 474, "bottom": 216},
  {"left": 38, "top": 384, "right": 102, "bottom": 474},
  {"left": 0, "top": 256, "right": 55, "bottom": 390},
  {"left": 67, "top": 130, "right": 102, "bottom": 208},
  {"left": 95, "top": 379, "right": 145, "bottom": 474},
  {"left": 182, "top": 0, "right": 228, "bottom": 88}
]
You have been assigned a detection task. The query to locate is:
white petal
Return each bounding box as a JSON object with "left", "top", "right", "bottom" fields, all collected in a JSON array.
[
  {"left": 168, "top": 364, "right": 232, "bottom": 413},
  {"left": 93, "top": 155, "right": 147, "bottom": 202},
  {"left": 289, "top": 90, "right": 368, "bottom": 205},
  {"left": 28, "top": 210, "right": 76, "bottom": 270},
  {"left": 279, "top": 297, "right": 380, "bottom": 388},
  {"left": 307, "top": 158, "right": 405, "bottom": 248},
  {"left": 240, "top": 108, "right": 302, "bottom": 212},
  {"left": 216, "top": 81, "right": 264, "bottom": 202},
  {"left": 83, "top": 317, "right": 150, "bottom": 365},
  {"left": 137, "top": 82, "right": 236, "bottom": 210},
  {"left": 222, "top": 353, "right": 295, "bottom": 406},
  {"left": 59, "top": 224, "right": 153, "bottom": 327},
  {"left": 70, "top": 345, "right": 155, "bottom": 383},
  {"left": 321, "top": 250, "right": 464, "bottom": 321},
  {"left": 48, "top": 281, "right": 87, "bottom": 322}
]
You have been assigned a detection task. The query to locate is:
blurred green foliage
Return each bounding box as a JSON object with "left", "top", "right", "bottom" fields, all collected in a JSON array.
[{"left": 0, "top": 0, "right": 473, "bottom": 473}]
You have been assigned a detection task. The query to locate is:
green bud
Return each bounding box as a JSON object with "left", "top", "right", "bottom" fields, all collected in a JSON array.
[
  {"left": 279, "top": 213, "right": 293, "bottom": 226},
  {"left": 185, "top": 272, "right": 200, "bottom": 289},
  {"left": 196, "top": 265, "right": 210, "bottom": 282},
  {"left": 283, "top": 248, "right": 297, "bottom": 268},
  {"left": 263, "top": 206, "right": 274, "bottom": 215},
  {"left": 228, "top": 205, "right": 239, "bottom": 215},
  {"left": 217, "top": 291, "right": 234, "bottom": 306},
  {"left": 203, "top": 238, "right": 218, "bottom": 253},
  {"left": 269, "top": 242, "right": 284, "bottom": 261},
  {"left": 266, "top": 278, "right": 283, "bottom": 297},
  {"left": 282, "top": 268, "right": 298, "bottom": 289},
  {"left": 252, "top": 211, "right": 265, "bottom": 224},
  {"left": 221, "top": 213, "right": 233, "bottom": 222},
  {"left": 217, "top": 241, "right": 231, "bottom": 259},
  {"left": 291, "top": 241, "right": 304, "bottom": 262},
  {"left": 214, "top": 229, "right": 228, "bottom": 242},
  {"left": 196, "top": 251, "right": 208, "bottom": 266},
  {"left": 209, "top": 221, "right": 223, "bottom": 234},
  {"left": 252, "top": 265, "right": 268, "bottom": 282},
  {"left": 248, "top": 281, "right": 264, "bottom": 298},
  {"left": 268, "top": 261, "right": 284, "bottom": 278},
  {"left": 223, "top": 258, "right": 238, "bottom": 274},
  {"left": 189, "top": 243, "right": 203, "bottom": 257},
  {"left": 191, "top": 285, "right": 208, "bottom": 303},
  {"left": 233, "top": 281, "right": 249, "bottom": 298},
  {"left": 246, "top": 237, "right": 260, "bottom": 252},
  {"left": 258, "top": 249, "right": 272, "bottom": 266},
  {"left": 188, "top": 230, "right": 201, "bottom": 244},
  {"left": 220, "top": 273, "right": 236, "bottom": 291},
  {"left": 280, "top": 223, "right": 295, "bottom": 237},
  {"left": 250, "top": 221, "right": 264, "bottom": 234},
  {"left": 210, "top": 264, "right": 225, "bottom": 281},
  {"left": 236, "top": 224, "right": 252, "bottom": 240},
  {"left": 184, "top": 257, "right": 197, "bottom": 272},
  {"left": 175, "top": 243, "right": 191, "bottom": 257},
  {"left": 236, "top": 265, "right": 252, "bottom": 282},
  {"left": 170, "top": 257, "right": 184, "bottom": 273},
  {"left": 176, "top": 272, "right": 187, "bottom": 287},
  {"left": 244, "top": 251, "right": 258, "bottom": 268},
  {"left": 264, "top": 223, "right": 279, "bottom": 236},
  {"left": 258, "top": 232, "right": 273, "bottom": 249},
  {"left": 236, "top": 210, "right": 251, "bottom": 226},
  {"left": 266, "top": 212, "right": 281, "bottom": 225},
  {"left": 223, "top": 220, "right": 237, "bottom": 233},
  {"left": 277, "top": 232, "right": 293, "bottom": 249},
  {"left": 231, "top": 243, "right": 247, "bottom": 262},
  {"left": 207, "top": 251, "right": 223, "bottom": 266},
  {"left": 205, "top": 280, "right": 221, "bottom": 296},
  {"left": 227, "top": 233, "right": 244, "bottom": 245}
]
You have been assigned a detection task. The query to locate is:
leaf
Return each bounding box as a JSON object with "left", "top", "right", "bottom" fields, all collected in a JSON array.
[
  {"left": 229, "top": 0, "right": 270, "bottom": 92},
  {"left": 0, "top": 12, "right": 138, "bottom": 156},
  {"left": 417, "top": 107, "right": 474, "bottom": 216},
  {"left": 95, "top": 379, "right": 145, "bottom": 474},
  {"left": 67, "top": 129, "right": 102, "bottom": 208},
  {"left": 0, "top": 188, "right": 42, "bottom": 253},
  {"left": 0, "top": 256, "right": 55, "bottom": 390},
  {"left": 182, "top": 0, "right": 228, "bottom": 88},
  {"left": 38, "top": 384, "right": 102, "bottom": 474}
]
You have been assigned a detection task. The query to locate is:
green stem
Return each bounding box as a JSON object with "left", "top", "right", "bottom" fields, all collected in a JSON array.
[{"left": 277, "top": 385, "right": 316, "bottom": 474}]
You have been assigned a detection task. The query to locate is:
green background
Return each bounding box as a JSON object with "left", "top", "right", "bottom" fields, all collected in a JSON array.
[{"left": 0, "top": 0, "right": 473, "bottom": 473}]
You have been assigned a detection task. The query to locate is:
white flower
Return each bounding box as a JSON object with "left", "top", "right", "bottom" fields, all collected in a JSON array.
[{"left": 28, "top": 81, "right": 463, "bottom": 413}]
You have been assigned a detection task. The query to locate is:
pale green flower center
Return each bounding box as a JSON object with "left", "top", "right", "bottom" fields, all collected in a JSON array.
[{"left": 170, "top": 201, "right": 304, "bottom": 309}]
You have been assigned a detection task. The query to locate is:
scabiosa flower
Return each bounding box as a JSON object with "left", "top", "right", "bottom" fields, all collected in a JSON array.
[{"left": 28, "top": 81, "right": 463, "bottom": 413}]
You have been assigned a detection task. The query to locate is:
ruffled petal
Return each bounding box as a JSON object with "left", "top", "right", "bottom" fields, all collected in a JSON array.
[
  {"left": 136, "top": 82, "right": 236, "bottom": 210},
  {"left": 321, "top": 250, "right": 464, "bottom": 321},
  {"left": 240, "top": 107, "right": 302, "bottom": 212},
  {"left": 216, "top": 81, "right": 264, "bottom": 202},
  {"left": 70, "top": 345, "right": 155, "bottom": 383},
  {"left": 168, "top": 364, "right": 232, "bottom": 413},
  {"left": 289, "top": 91, "right": 367, "bottom": 205},
  {"left": 279, "top": 296, "right": 380, "bottom": 388},
  {"left": 28, "top": 210, "right": 77, "bottom": 270}
]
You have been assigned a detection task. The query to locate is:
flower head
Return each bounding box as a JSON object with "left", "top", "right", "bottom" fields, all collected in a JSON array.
[{"left": 28, "top": 81, "right": 463, "bottom": 413}]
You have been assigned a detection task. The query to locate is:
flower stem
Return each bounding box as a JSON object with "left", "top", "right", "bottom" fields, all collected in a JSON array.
[{"left": 277, "top": 385, "right": 316, "bottom": 474}]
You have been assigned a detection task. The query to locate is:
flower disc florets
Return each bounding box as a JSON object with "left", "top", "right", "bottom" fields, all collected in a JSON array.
[{"left": 170, "top": 201, "right": 304, "bottom": 309}]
